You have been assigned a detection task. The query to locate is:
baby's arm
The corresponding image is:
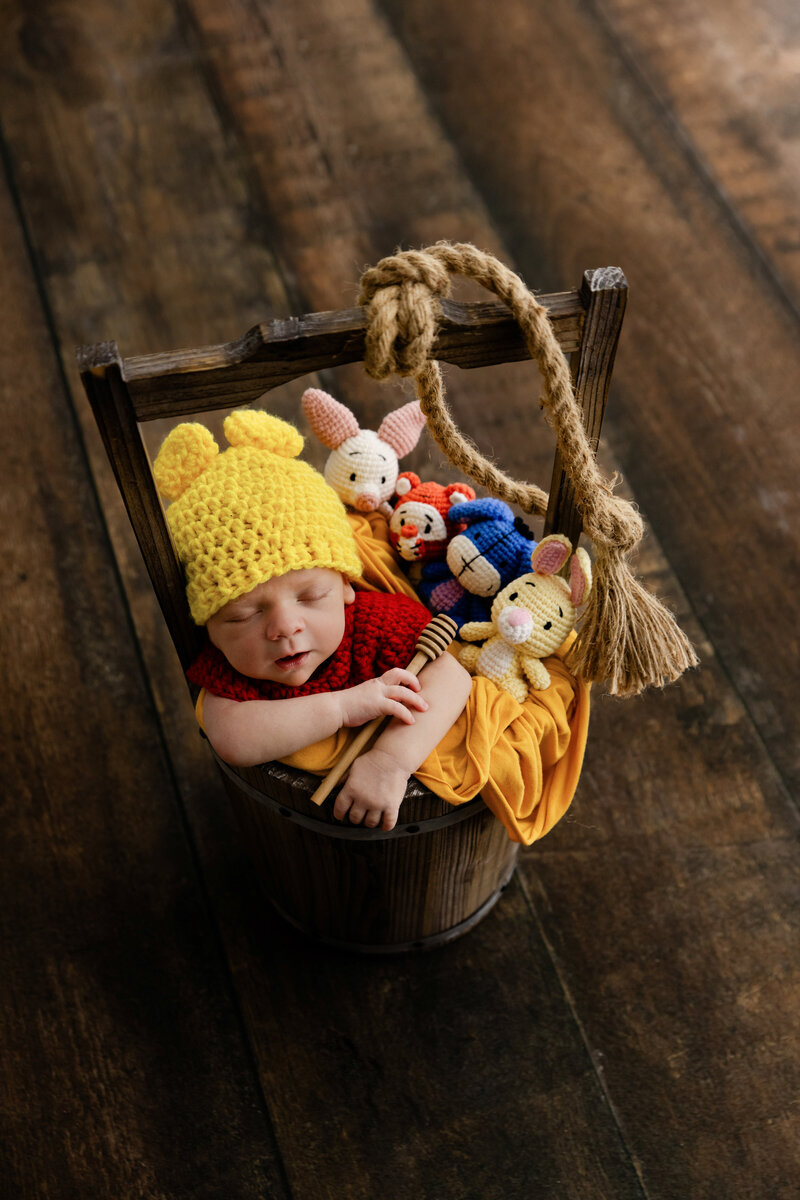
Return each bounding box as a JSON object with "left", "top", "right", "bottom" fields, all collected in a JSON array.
[
  {"left": 333, "top": 652, "right": 473, "bottom": 832},
  {"left": 202, "top": 668, "right": 428, "bottom": 767}
]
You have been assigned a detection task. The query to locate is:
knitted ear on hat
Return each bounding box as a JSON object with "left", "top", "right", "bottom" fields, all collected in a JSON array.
[
  {"left": 224, "top": 409, "right": 304, "bottom": 457},
  {"left": 152, "top": 423, "right": 219, "bottom": 502}
]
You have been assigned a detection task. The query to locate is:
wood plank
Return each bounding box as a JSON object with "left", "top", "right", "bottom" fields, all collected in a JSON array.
[
  {"left": 221, "top": 875, "right": 646, "bottom": 1200},
  {"left": 0, "top": 164, "right": 288, "bottom": 1196},
  {"left": 113, "top": 293, "right": 583, "bottom": 419},
  {"left": 592, "top": 0, "right": 800, "bottom": 314},
  {"left": 525, "top": 837, "right": 800, "bottom": 1200}
]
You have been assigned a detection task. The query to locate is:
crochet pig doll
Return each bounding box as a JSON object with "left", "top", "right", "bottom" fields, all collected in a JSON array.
[{"left": 302, "top": 387, "right": 427, "bottom": 516}]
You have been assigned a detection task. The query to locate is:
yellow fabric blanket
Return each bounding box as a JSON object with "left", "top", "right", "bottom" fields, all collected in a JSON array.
[{"left": 198, "top": 511, "right": 591, "bottom": 844}]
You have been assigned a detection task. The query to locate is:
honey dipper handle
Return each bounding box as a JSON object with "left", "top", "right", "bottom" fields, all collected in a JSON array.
[{"left": 309, "top": 648, "right": 431, "bottom": 807}]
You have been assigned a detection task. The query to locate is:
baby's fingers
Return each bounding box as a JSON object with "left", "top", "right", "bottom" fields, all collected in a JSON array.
[
  {"left": 333, "top": 788, "right": 355, "bottom": 822},
  {"left": 383, "top": 687, "right": 427, "bottom": 723},
  {"left": 380, "top": 668, "right": 422, "bottom": 691}
]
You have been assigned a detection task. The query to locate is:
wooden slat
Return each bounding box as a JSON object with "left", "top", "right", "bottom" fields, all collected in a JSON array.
[
  {"left": 102, "top": 294, "right": 584, "bottom": 420},
  {"left": 0, "top": 162, "right": 287, "bottom": 1199},
  {"left": 80, "top": 351, "right": 203, "bottom": 668}
]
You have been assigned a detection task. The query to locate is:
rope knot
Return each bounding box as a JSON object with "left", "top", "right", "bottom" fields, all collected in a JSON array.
[
  {"left": 581, "top": 490, "right": 644, "bottom": 554},
  {"left": 359, "top": 249, "right": 452, "bottom": 379}
]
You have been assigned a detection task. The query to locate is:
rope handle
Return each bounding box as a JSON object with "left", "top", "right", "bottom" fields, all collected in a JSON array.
[{"left": 357, "top": 242, "right": 697, "bottom": 696}]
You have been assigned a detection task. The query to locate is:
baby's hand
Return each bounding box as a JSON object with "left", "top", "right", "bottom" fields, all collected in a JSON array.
[
  {"left": 339, "top": 669, "right": 428, "bottom": 729},
  {"left": 333, "top": 748, "right": 409, "bottom": 831}
]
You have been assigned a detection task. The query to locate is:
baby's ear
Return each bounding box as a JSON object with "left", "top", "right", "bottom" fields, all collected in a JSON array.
[
  {"left": 224, "top": 410, "right": 303, "bottom": 458},
  {"left": 342, "top": 578, "right": 357, "bottom": 605},
  {"left": 153, "top": 423, "right": 219, "bottom": 501}
]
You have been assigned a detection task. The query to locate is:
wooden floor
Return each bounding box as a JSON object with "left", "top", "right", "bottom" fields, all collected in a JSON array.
[{"left": 2, "top": 2, "right": 798, "bottom": 1197}]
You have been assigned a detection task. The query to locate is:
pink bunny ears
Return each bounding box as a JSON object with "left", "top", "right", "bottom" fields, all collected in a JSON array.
[
  {"left": 301, "top": 388, "right": 426, "bottom": 457},
  {"left": 531, "top": 534, "right": 591, "bottom": 607},
  {"left": 301, "top": 388, "right": 429, "bottom": 515}
]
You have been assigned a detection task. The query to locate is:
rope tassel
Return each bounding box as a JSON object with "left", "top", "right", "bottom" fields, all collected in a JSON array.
[
  {"left": 569, "top": 547, "right": 698, "bottom": 695},
  {"left": 358, "top": 242, "right": 698, "bottom": 696}
]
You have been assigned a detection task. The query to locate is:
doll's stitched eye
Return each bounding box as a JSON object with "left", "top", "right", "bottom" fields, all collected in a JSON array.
[
  {"left": 424, "top": 522, "right": 432, "bottom": 534},
  {"left": 381, "top": 476, "right": 386, "bottom": 484},
  {"left": 559, "top": 606, "right": 563, "bottom": 618},
  {"left": 509, "top": 591, "right": 518, "bottom": 601},
  {"left": 349, "top": 472, "right": 357, "bottom": 481}
]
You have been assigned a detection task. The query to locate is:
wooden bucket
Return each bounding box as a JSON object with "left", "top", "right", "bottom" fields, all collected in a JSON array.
[
  {"left": 216, "top": 755, "right": 519, "bottom": 952},
  {"left": 79, "top": 266, "right": 627, "bottom": 954}
]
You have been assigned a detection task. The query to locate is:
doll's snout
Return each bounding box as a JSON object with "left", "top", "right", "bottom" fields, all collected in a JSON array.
[
  {"left": 354, "top": 492, "right": 381, "bottom": 512},
  {"left": 498, "top": 606, "right": 533, "bottom": 643}
]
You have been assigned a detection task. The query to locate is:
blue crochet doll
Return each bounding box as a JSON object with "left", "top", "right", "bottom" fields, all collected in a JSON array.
[{"left": 415, "top": 497, "right": 538, "bottom": 626}]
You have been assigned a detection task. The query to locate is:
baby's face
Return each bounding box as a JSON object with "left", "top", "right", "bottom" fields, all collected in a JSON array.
[{"left": 207, "top": 567, "right": 355, "bottom": 685}]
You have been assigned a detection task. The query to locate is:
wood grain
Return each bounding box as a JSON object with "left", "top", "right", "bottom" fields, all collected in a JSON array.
[
  {"left": 0, "top": 158, "right": 287, "bottom": 1199},
  {"left": 377, "top": 0, "right": 800, "bottom": 1190},
  {"left": 593, "top": 0, "right": 800, "bottom": 314}
]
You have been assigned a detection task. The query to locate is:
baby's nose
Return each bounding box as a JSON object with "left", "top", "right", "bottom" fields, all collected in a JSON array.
[{"left": 268, "top": 606, "right": 303, "bottom": 639}]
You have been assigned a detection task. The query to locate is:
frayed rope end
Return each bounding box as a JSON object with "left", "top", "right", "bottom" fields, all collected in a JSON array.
[{"left": 567, "top": 549, "right": 699, "bottom": 696}]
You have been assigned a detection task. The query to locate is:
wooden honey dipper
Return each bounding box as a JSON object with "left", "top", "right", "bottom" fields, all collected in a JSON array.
[{"left": 309, "top": 613, "right": 459, "bottom": 807}]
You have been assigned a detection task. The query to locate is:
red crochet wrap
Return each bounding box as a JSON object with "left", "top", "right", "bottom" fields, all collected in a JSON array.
[{"left": 187, "top": 590, "right": 431, "bottom": 701}]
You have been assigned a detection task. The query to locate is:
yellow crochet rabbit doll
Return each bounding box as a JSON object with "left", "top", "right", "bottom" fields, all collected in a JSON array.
[{"left": 458, "top": 534, "right": 592, "bottom": 700}]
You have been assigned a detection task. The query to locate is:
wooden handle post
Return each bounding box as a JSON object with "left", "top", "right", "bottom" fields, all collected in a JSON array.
[{"left": 309, "top": 614, "right": 458, "bottom": 807}]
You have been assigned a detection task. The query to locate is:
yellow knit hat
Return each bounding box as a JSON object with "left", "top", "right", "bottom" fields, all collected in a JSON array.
[{"left": 153, "top": 409, "right": 363, "bottom": 625}]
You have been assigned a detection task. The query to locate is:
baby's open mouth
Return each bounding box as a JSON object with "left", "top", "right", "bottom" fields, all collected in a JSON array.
[{"left": 275, "top": 650, "right": 310, "bottom": 671}]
